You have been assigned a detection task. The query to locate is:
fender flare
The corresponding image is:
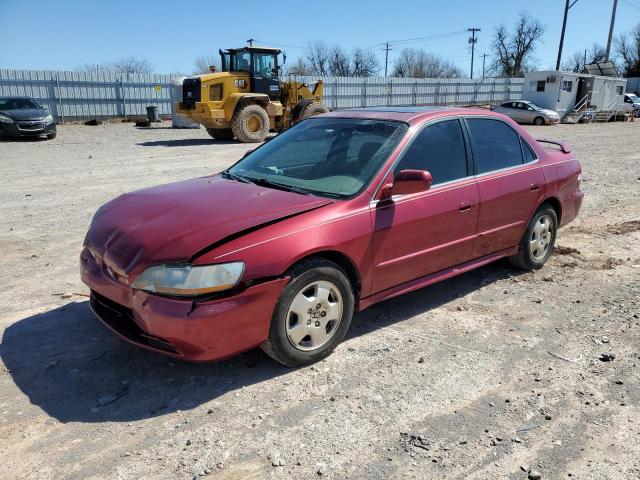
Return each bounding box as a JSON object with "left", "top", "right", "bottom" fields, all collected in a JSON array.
[{"left": 223, "top": 93, "right": 270, "bottom": 121}]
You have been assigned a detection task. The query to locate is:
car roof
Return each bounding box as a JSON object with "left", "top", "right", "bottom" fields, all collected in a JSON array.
[{"left": 321, "top": 106, "right": 498, "bottom": 124}]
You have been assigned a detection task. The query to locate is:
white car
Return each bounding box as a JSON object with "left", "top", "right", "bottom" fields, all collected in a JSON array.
[
  {"left": 491, "top": 101, "right": 560, "bottom": 125},
  {"left": 624, "top": 93, "right": 640, "bottom": 117}
]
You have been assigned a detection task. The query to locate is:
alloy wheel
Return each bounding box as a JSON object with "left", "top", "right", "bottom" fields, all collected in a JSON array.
[
  {"left": 530, "top": 214, "right": 553, "bottom": 260},
  {"left": 286, "top": 280, "right": 343, "bottom": 351}
]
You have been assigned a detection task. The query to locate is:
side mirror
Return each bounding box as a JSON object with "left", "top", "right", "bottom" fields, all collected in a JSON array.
[{"left": 381, "top": 170, "right": 432, "bottom": 199}]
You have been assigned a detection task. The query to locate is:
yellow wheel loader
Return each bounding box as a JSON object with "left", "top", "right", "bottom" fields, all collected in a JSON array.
[{"left": 176, "top": 46, "right": 329, "bottom": 142}]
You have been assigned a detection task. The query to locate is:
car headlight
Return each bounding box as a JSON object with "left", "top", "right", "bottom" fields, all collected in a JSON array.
[
  {"left": 44, "top": 114, "right": 54, "bottom": 123},
  {"left": 131, "top": 262, "right": 245, "bottom": 296},
  {"left": 0, "top": 114, "right": 13, "bottom": 124}
]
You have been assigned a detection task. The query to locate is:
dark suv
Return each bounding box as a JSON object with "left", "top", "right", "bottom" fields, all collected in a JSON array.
[{"left": 0, "top": 96, "right": 57, "bottom": 140}]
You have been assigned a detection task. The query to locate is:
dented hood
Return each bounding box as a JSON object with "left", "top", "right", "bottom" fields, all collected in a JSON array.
[{"left": 85, "top": 175, "right": 332, "bottom": 275}]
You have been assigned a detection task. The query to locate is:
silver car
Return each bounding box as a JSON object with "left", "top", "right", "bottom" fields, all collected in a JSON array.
[{"left": 491, "top": 101, "right": 559, "bottom": 125}]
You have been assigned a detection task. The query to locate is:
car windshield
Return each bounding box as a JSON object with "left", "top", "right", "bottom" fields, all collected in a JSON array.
[
  {"left": 526, "top": 102, "right": 542, "bottom": 110},
  {"left": 0, "top": 98, "right": 41, "bottom": 110},
  {"left": 228, "top": 117, "right": 408, "bottom": 198},
  {"left": 628, "top": 94, "right": 640, "bottom": 102}
]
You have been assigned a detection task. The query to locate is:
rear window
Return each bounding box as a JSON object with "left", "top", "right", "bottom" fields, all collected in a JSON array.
[{"left": 466, "top": 118, "right": 524, "bottom": 174}]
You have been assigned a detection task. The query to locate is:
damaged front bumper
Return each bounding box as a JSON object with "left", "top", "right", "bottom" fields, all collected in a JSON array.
[{"left": 80, "top": 247, "right": 288, "bottom": 361}]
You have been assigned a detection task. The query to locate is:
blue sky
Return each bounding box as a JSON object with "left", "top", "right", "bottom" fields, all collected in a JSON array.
[{"left": 1, "top": 0, "right": 638, "bottom": 75}]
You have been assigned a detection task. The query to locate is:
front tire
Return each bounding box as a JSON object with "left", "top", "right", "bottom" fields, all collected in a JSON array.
[
  {"left": 297, "top": 102, "right": 329, "bottom": 123},
  {"left": 533, "top": 116, "right": 545, "bottom": 126},
  {"left": 509, "top": 204, "right": 558, "bottom": 270},
  {"left": 261, "top": 258, "right": 354, "bottom": 366},
  {"left": 46, "top": 132, "right": 57, "bottom": 140},
  {"left": 231, "top": 104, "right": 269, "bottom": 143}
]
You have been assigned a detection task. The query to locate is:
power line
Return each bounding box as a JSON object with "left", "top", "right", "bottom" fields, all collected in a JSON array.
[
  {"left": 252, "top": 39, "right": 307, "bottom": 49},
  {"left": 621, "top": 0, "right": 640, "bottom": 10},
  {"left": 388, "top": 30, "right": 468, "bottom": 46}
]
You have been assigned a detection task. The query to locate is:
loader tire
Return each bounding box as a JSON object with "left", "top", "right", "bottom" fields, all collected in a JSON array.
[
  {"left": 231, "top": 104, "right": 269, "bottom": 143},
  {"left": 297, "top": 102, "right": 329, "bottom": 122},
  {"left": 206, "top": 128, "right": 234, "bottom": 140}
]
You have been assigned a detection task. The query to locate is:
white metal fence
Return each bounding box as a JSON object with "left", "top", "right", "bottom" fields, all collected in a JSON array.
[
  {"left": 0, "top": 69, "right": 174, "bottom": 122},
  {"left": 1, "top": 69, "right": 529, "bottom": 121},
  {"left": 293, "top": 76, "right": 525, "bottom": 110}
]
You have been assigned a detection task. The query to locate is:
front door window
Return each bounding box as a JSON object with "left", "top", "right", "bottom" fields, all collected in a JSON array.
[{"left": 252, "top": 53, "right": 277, "bottom": 78}]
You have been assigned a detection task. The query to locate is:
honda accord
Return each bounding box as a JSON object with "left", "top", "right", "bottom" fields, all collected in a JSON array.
[{"left": 81, "top": 107, "right": 583, "bottom": 366}]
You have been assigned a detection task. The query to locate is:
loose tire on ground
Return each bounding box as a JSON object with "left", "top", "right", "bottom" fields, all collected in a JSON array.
[
  {"left": 508, "top": 203, "right": 558, "bottom": 270},
  {"left": 231, "top": 104, "right": 269, "bottom": 143},
  {"left": 533, "top": 116, "right": 545, "bottom": 126},
  {"left": 206, "top": 128, "right": 234, "bottom": 140},
  {"left": 261, "top": 258, "right": 355, "bottom": 367},
  {"left": 297, "top": 102, "right": 329, "bottom": 122}
]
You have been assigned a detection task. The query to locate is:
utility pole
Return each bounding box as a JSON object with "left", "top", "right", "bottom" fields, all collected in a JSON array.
[
  {"left": 468, "top": 28, "right": 480, "bottom": 79},
  {"left": 246, "top": 38, "right": 254, "bottom": 47},
  {"left": 556, "top": 0, "right": 580, "bottom": 71},
  {"left": 383, "top": 42, "right": 392, "bottom": 77},
  {"left": 481, "top": 53, "right": 488, "bottom": 78},
  {"left": 605, "top": 0, "right": 618, "bottom": 62}
]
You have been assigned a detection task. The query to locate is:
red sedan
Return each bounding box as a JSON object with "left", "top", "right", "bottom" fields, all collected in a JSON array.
[{"left": 81, "top": 107, "right": 583, "bottom": 366}]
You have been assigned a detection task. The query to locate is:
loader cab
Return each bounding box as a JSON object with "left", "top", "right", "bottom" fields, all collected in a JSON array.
[{"left": 220, "top": 47, "right": 281, "bottom": 101}]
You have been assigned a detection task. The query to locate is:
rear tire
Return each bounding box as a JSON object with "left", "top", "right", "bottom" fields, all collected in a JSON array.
[
  {"left": 297, "top": 102, "right": 329, "bottom": 122},
  {"left": 533, "top": 116, "right": 545, "bottom": 126},
  {"left": 508, "top": 203, "right": 558, "bottom": 270},
  {"left": 206, "top": 128, "right": 234, "bottom": 140},
  {"left": 261, "top": 258, "right": 354, "bottom": 367},
  {"left": 231, "top": 104, "right": 269, "bottom": 143}
]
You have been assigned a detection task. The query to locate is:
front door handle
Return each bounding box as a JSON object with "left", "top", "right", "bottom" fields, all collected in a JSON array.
[
  {"left": 530, "top": 183, "right": 540, "bottom": 191},
  {"left": 459, "top": 202, "right": 474, "bottom": 212}
]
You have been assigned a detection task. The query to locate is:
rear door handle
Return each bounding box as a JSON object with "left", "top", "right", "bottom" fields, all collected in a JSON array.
[{"left": 530, "top": 183, "right": 540, "bottom": 191}]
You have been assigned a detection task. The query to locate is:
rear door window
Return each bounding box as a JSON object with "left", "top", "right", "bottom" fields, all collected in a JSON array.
[
  {"left": 466, "top": 118, "right": 524, "bottom": 174},
  {"left": 521, "top": 139, "right": 537, "bottom": 163},
  {"left": 394, "top": 119, "right": 468, "bottom": 185}
]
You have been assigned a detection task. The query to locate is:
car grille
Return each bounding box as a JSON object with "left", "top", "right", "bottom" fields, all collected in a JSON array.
[
  {"left": 17, "top": 121, "right": 45, "bottom": 131},
  {"left": 90, "top": 290, "right": 179, "bottom": 354}
]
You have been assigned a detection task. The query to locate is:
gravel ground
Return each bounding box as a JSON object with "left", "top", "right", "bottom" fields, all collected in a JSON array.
[{"left": 0, "top": 120, "right": 639, "bottom": 480}]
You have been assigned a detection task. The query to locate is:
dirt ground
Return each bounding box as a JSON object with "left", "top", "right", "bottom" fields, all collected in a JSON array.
[{"left": 0, "top": 119, "right": 639, "bottom": 480}]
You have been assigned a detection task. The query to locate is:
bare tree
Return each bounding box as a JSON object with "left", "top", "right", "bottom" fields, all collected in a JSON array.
[
  {"left": 392, "top": 48, "right": 462, "bottom": 78},
  {"left": 328, "top": 46, "right": 351, "bottom": 77},
  {"left": 490, "top": 13, "right": 544, "bottom": 77},
  {"left": 79, "top": 57, "right": 153, "bottom": 76},
  {"left": 615, "top": 23, "right": 640, "bottom": 77},
  {"left": 351, "top": 48, "right": 380, "bottom": 77},
  {"left": 193, "top": 54, "right": 220, "bottom": 74},
  {"left": 562, "top": 43, "right": 606, "bottom": 73},
  {"left": 284, "top": 57, "right": 314, "bottom": 76},
  {"left": 111, "top": 56, "right": 154, "bottom": 75},
  {"left": 306, "top": 41, "right": 330, "bottom": 76},
  {"left": 305, "top": 42, "right": 380, "bottom": 77}
]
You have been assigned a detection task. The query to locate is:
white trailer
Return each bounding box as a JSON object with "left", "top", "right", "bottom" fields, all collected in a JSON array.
[{"left": 522, "top": 70, "right": 627, "bottom": 122}]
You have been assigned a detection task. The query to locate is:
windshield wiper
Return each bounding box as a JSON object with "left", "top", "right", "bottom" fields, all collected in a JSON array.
[
  {"left": 248, "top": 177, "right": 311, "bottom": 195},
  {"left": 220, "top": 170, "right": 251, "bottom": 183}
]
